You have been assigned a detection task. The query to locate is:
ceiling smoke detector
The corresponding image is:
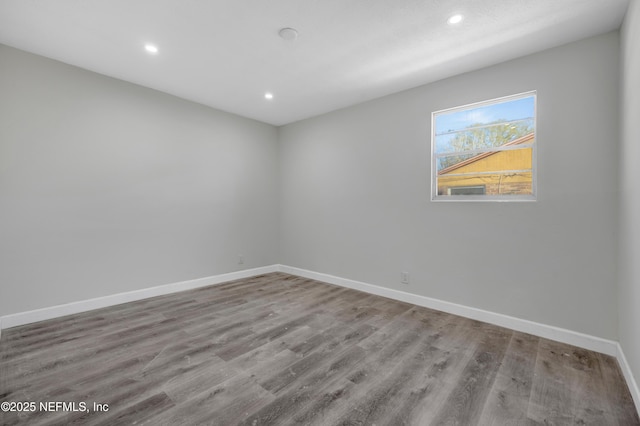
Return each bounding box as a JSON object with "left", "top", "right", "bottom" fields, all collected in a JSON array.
[{"left": 278, "top": 27, "right": 298, "bottom": 41}]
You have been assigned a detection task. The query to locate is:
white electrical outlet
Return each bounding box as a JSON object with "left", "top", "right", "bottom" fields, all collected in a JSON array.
[
  {"left": 238, "top": 255, "right": 244, "bottom": 265},
  {"left": 401, "top": 271, "right": 410, "bottom": 284}
]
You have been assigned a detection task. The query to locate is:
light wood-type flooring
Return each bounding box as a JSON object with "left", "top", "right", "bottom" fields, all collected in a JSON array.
[{"left": 1, "top": 272, "right": 638, "bottom": 425}]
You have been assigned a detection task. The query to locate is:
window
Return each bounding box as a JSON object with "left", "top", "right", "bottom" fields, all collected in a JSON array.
[
  {"left": 448, "top": 185, "right": 485, "bottom": 195},
  {"left": 431, "top": 91, "right": 536, "bottom": 201}
]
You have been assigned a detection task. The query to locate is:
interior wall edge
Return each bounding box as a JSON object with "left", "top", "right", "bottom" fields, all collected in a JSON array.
[
  {"left": 280, "top": 264, "right": 638, "bottom": 413},
  {"left": 1, "top": 265, "right": 621, "bottom": 355},
  {"left": 278, "top": 265, "right": 619, "bottom": 356},
  {"left": 0, "top": 265, "right": 279, "bottom": 329},
  {"left": 2, "top": 264, "right": 637, "bottom": 413},
  {"left": 2, "top": 265, "right": 621, "bottom": 355},
  {"left": 617, "top": 341, "right": 640, "bottom": 415}
]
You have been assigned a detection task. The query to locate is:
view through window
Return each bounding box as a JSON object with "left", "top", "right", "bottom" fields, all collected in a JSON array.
[{"left": 432, "top": 92, "right": 536, "bottom": 201}]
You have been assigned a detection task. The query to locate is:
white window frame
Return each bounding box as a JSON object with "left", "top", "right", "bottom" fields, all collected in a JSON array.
[{"left": 431, "top": 91, "right": 537, "bottom": 202}]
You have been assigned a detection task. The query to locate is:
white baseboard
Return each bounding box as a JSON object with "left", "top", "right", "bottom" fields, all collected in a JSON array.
[
  {"left": 1, "top": 263, "right": 637, "bottom": 415},
  {"left": 2, "top": 264, "right": 618, "bottom": 356},
  {"left": 279, "top": 264, "right": 640, "bottom": 413},
  {"left": 616, "top": 343, "right": 640, "bottom": 414},
  {"left": 0, "top": 265, "right": 278, "bottom": 330},
  {"left": 278, "top": 265, "right": 619, "bottom": 356}
]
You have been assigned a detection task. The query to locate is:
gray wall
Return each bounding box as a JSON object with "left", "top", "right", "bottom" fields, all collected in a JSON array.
[
  {"left": 0, "top": 31, "right": 626, "bottom": 345},
  {"left": 0, "top": 45, "right": 280, "bottom": 316},
  {"left": 620, "top": 1, "right": 640, "bottom": 388},
  {"left": 280, "top": 32, "right": 620, "bottom": 340}
]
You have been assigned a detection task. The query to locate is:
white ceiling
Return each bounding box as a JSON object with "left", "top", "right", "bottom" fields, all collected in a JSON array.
[{"left": 0, "top": 0, "right": 629, "bottom": 126}]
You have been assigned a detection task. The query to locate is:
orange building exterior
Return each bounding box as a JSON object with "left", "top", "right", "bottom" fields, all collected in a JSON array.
[{"left": 437, "top": 133, "right": 534, "bottom": 196}]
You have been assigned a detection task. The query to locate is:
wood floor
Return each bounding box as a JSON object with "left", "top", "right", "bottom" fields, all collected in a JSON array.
[{"left": 1, "top": 273, "right": 638, "bottom": 425}]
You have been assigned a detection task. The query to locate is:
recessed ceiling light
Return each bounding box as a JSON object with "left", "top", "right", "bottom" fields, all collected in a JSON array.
[
  {"left": 265, "top": 93, "right": 274, "bottom": 100},
  {"left": 144, "top": 44, "right": 159, "bottom": 54},
  {"left": 447, "top": 14, "right": 464, "bottom": 25}
]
